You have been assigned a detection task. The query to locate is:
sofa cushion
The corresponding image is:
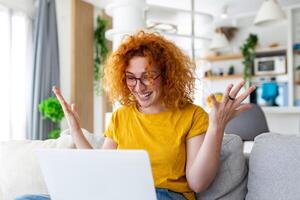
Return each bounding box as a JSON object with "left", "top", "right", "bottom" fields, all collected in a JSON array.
[
  {"left": 197, "top": 134, "right": 248, "bottom": 200},
  {"left": 0, "top": 129, "right": 104, "bottom": 200},
  {"left": 246, "top": 133, "right": 300, "bottom": 200},
  {"left": 60, "top": 129, "right": 104, "bottom": 149}
]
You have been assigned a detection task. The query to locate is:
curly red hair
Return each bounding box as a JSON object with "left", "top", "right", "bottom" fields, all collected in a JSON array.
[{"left": 103, "top": 30, "right": 196, "bottom": 109}]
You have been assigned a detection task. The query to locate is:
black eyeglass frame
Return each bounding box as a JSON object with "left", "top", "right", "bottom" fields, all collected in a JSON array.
[{"left": 125, "top": 73, "right": 161, "bottom": 87}]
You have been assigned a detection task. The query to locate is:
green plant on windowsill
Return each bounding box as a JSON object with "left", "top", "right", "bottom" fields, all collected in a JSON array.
[
  {"left": 240, "top": 34, "right": 258, "bottom": 87},
  {"left": 39, "top": 97, "right": 64, "bottom": 139},
  {"left": 94, "top": 15, "right": 109, "bottom": 96}
]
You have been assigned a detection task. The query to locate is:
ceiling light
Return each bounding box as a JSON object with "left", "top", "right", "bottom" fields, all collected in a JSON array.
[
  {"left": 209, "top": 32, "right": 229, "bottom": 50},
  {"left": 146, "top": 21, "right": 177, "bottom": 34},
  {"left": 220, "top": 5, "right": 228, "bottom": 19},
  {"left": 254, "top": 0, "right": 286, "bottom": 26}
]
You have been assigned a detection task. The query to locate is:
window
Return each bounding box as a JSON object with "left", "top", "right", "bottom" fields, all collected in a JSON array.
[{"left": 0, "top": 5, "right": 32, "bottom": 141}]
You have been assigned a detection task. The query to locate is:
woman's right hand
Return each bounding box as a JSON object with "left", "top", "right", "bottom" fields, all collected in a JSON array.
[{"left": 52, "top": 86, "right": 82, "bottom": 134}]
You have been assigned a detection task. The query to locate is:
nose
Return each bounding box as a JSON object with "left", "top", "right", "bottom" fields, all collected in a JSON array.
[{"left": 134, "top": 79, "right": 147, "bottom": 92}]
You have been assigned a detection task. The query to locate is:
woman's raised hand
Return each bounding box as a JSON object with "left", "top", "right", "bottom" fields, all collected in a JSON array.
[
  {"left": 208, "top": 80, "right": 256, "bottom": 131},
  {"left": 52, "top": 86, "right": 82, "bottom": 133}
]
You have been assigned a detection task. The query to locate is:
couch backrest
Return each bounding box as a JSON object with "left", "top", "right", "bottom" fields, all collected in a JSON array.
[
  {"left": 225, "top": 103, "right": 269, "bottom": 141},
  {"left": 246, "top": 133, "right": 300, "bottom": 200}
]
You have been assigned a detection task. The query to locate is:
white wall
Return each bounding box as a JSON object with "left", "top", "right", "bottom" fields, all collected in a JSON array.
[
  {"left": 56, "top": 1, "right": 106, "bottom": 134},
  {"left": 232, "top": 16, "right": 288, "bottom": 50},
  {"left": 0, "top": 0, "right": 35, "bottom": 18},
  {"left": 93, "top": 8, "right": 105, "bottom": 134},
  {"left": 55, "top": 0, "right": 72, "bottom": 130},
  {"left": 200, "top": 15, "right": 288, "bottom": 93}
]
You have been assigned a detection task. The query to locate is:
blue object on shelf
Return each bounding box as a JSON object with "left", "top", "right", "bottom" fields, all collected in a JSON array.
[
  {"left": 262, "top": 82, "right": 279, "bottom": 106},
  {"left": 293, "top": 43, "right": 300, "bottom": 50}
]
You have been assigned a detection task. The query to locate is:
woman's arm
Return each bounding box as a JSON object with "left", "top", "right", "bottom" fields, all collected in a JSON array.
[
  {"left": 52, "top": 86, "right": 93, "bottom": 149},
  {"left": 186, "top": 81, "right": 256, "bottom": 192},
  {"left": 53, "top": 87, "right": 118, "bottom": 149},
  {"left": 102, "top": 137, "right": 118, "bottom": 149},
  {"left": 185, "top": 128, "right": 223, "bottom": 192}
]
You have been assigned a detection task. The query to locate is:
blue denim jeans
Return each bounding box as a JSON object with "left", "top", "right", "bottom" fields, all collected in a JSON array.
[{"left": 15, "top": 188, "right": 187, "bottom": 200}]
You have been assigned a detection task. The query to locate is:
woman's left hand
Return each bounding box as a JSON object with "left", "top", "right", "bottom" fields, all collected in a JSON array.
[{"left": 208, "top": 80, "right": 256, "bottom": 131}]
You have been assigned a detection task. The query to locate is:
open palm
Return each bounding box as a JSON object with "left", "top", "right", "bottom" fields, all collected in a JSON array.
[
  {"left": 209, "top": 80, "right": 256, "bottom": 130},
  {"left": 52, "top": 86, "right": 82, "bottom": 133}
]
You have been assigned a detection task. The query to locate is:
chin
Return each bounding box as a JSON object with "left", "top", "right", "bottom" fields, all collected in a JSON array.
[{"left": 137, "top": 101, "right": 153, "bottom": 108}]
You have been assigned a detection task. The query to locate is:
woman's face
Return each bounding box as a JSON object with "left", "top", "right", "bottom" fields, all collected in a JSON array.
[{"left": 125, "top": 56, "right": 164, "bottom": 113}]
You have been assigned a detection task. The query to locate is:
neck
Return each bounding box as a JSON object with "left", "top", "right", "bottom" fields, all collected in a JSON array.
[{"left": 137, "top": 103, "right": 166, "bottom": 114}]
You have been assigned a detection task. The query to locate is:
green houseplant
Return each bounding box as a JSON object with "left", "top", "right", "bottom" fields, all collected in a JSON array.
[
  {"left": 94, "top": 15, "right": 109, "bottom": 95},
  {"left": 240, "top": 34, "right": 258, "bottom": 86},
  {"left": 39, "top": 97, "right": 64, "bottom": 139}
]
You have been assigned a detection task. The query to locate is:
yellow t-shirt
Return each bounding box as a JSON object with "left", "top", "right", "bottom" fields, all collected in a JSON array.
[{"left": 104, "top": 103, "right": 209, "bottom": 200}]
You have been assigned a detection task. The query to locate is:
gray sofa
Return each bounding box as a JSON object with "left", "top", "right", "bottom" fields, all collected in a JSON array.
[
  {"left": 0, "top": 130, "right": 299, "bottom": 200},
  {"left": 198, "top": 132, "right": 300, "bottom": 200}
]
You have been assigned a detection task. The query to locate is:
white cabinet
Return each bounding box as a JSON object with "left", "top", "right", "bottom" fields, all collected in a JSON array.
[{"left": 263, "top": 107, "right": 300, "bottom": 135}]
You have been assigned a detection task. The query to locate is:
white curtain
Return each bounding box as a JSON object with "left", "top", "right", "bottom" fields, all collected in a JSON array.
[{"left": 0, "top": 5, "right": 32, "bottom": 141}]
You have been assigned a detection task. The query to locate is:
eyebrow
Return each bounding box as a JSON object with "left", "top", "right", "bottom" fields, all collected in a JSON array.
[{"left": 125, "top": 71, "right": 159, "bottom": 75}]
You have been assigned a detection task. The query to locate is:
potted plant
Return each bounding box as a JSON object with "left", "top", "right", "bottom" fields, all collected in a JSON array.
[
  {"left": 94, "top": 15, "right": 109, "bottom": 95},
  {"left": 240, "top": 34, "right": 258, "bottom": 86},
  {"left": 39, "top": 97, "right": 64, "bottom": 139},
  {"left": 228, "top": 64, "right": 235, "bottom": 75}
]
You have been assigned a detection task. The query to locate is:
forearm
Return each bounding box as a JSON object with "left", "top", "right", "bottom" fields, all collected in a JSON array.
[
  {"left": 187, "top": 125, "right": 224, "bottom": 192},
  {"left": 71, "top": 129, "right": 93, "bottom": 149}
]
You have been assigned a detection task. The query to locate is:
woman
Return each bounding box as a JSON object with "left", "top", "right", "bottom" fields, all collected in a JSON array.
[{"left": 16, "top": 31, "right": 255, "bottom": 200}]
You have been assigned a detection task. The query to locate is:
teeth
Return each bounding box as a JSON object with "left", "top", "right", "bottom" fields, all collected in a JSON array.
[{"left": 137, "top": 92, "right": 152, "bottom": 99}]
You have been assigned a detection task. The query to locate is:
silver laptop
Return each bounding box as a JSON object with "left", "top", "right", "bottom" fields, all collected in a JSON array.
[{"left": 35, "top": 149, "right": 157, "bottom": 200}]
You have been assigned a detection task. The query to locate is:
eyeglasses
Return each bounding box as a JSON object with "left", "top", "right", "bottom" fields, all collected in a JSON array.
[{"left": 125, "top": 73, "right": 161, "bottom": 87}]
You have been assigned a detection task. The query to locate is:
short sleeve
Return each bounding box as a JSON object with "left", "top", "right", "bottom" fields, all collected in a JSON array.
[
  {"left": 186, "top": 106, "right": 209, "bottom": 139},
  {"left": 104, "top": 110, "right": 119, "bottom": 144}
]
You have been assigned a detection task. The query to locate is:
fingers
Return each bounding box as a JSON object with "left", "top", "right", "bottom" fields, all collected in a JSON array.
[
  {"left": 233, "top": 103, "right": 253, "bottom": 118},
  {"left": 71, "top": 103, "right": 80, "bottom": 121},
  {"left": 71, "top": 103, "right": 77, "bottom": 112},
  {"left": 229, "top": 80, "right": 245, "bottom": 99},
  {"left": 210, "top": 94, "right": 218, "bottom": 109},
  {"left": 52, "top": 86, "right": 71, "bottom": 114},
  {"left": 235, "top": 85, "right": 256, "bottom": 105},
  {"left": 222, "top": 84, "right": 234, "bottom": 104}
]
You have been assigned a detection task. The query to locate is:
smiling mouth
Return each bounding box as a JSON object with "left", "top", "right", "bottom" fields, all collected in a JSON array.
[{"left": 136, "top": 91, "right": 152, "bottom": 100}]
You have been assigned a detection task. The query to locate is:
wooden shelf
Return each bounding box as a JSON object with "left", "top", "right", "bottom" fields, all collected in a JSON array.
[
  {"left": 200, "top": 53, "right": 242, "bottom": 62},
  {"left": 203, "top": 74, "right": 243, "bottom": 80},
  {"left": 199, "top": 47, "right": 288, "bottom": 62},
  {"left": 294, "top": 50, "right": 300, "bottom": 55},
  {"left": 255, "top": 46, "right": 286, "bottom": 53},
  {"left": 295, "top": 81, "right": 300, "bottom": 85}
]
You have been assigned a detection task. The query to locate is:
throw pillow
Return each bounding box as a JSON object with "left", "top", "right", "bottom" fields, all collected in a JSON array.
[{"left": 197, "top": 134, "right": 248, "bottom": 200}]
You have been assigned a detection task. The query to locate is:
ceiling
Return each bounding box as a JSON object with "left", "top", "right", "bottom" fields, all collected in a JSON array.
[
  {"left": 196, "top": 0, "right": 300, "bottom": 18},
  {"left": 85, "top": 0, "right": 300, "bottom": 19},
  {"left": 147, "top": 0, "right": 300, "bottom": 18}
]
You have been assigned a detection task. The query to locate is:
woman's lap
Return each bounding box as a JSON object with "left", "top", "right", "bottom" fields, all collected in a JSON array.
[
  {"left": 15, "top": 188, "right": 187, "bottom": 200},
  {"left": 155, "top": 188, "right": 187, "bottom": 200},
  {"left": 15, "top": 194, "right": 50, "bottom": 200}
]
